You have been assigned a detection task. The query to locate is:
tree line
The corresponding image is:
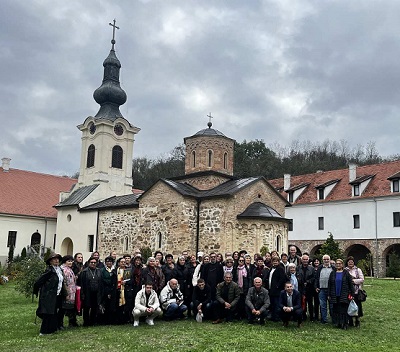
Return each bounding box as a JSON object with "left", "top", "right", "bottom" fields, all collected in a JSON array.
[{"left": 131, "top": 139, "right": 399, "bottom": 191}]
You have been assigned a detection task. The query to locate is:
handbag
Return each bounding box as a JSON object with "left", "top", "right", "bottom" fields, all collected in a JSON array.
[
  {"left": 355, "top": 268, "right": 367, "bottom": 302},
  {"left": 347, "top": 299, "right": 358, "bottom": 317},
  {"left": 358, "top": 289, "right": 367, "bottom": 302}
]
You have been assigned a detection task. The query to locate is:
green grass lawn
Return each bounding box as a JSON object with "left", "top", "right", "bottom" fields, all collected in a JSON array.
[{"left": 1, "top": 278, "right": 399, "bottom": 352}]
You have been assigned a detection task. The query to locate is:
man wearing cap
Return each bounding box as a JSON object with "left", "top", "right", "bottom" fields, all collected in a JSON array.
[{"left": 33, "top": 253, "right": 64, "bottom": 335}]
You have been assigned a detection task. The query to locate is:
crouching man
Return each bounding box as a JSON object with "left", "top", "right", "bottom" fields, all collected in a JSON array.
[
  {"left": 245, "top": 277, "right": 270, "bottom": 325},
  {"left": 132, "top": 282, "right": 162, "bottom": 327},
  {"left": 159, "top": 279, "right": 187, "bottom": 320},
  {"left": 279, "top": 282, "right": 303, "bottom": 328}
]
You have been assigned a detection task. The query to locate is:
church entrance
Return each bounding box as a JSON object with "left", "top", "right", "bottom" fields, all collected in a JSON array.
[{"left": 61, "top": 237, "right": 73, "bottom": 256}]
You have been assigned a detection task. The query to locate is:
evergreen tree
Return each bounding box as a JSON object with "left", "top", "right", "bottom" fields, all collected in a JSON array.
[
  {"left": 386, "top": 252, "right": 400, "bottom": 278},
  {"left": 317, "top": 232, "right": 343, "bottom": 261}
]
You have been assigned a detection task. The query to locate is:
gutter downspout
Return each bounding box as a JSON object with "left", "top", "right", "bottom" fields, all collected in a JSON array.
[
  {"left": 373, "top": 197, "right": 379, "bottom": 278},
  {"left": 196, "top": 199, "right": 201, "bottom": 255},
  {"left": 43, "top": 217, "right": 48, "bottom": 256},
  {"left": 95, "top": 210, "right": 100, "bottom": 251}
]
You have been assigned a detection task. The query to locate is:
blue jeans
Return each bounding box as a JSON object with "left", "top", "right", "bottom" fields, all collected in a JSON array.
[
  {"left": 164, "top": 303, "right": 187, "bottom": 319},
  {"left": 318, "top": 288, "right": 332, "bottom": 323}
]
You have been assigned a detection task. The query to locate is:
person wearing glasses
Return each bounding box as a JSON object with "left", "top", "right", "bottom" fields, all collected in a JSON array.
[
  {"left": 77, "top": 257, "right": 104, "bottom": 326},
  {"left": 232, "top": 256, "right": 251, "bottom": 319},
  {"left": 315, "top": 254, "right": 335, "bottom": 324},
  {"left": 328, "top": 259, "right": 354, "bottom": 329}
]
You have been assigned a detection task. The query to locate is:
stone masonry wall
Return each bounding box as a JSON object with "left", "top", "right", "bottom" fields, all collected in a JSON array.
[{"left": 97, "top": 178, "right": 289, "bottom": 259}]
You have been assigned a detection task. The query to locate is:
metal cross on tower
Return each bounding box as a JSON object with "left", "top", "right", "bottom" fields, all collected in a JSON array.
[
  {"left": 207, "top": 112, "right": 213, "bottom": 128},
  {"left": 109, "top": 19, "right": 120, "bottom": 50}
]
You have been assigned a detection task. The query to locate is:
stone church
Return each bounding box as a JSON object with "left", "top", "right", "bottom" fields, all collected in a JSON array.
[{"left": 55, "top": 33, "right": 290, "bottom": 259}]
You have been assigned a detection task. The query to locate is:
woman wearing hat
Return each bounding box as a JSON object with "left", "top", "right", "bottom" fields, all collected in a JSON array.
[
  {"left": 60, "top": 255, "right": 78, "bottom": 327},
  {"left": 33, "top": 253, "right": 65, "bottom": 335}
]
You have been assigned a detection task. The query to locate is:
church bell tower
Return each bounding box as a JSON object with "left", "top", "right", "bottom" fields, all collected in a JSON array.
[{"left": 77, "top": 20, "right": 140, "bottom": 198}]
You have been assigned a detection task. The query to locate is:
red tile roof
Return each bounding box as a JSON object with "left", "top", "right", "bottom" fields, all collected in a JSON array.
[
  {"left": 268, "top": 160, "right": 400, "bottom": 204},
  {"left": 0, "top": 168, "right": 77, "bottom": 218}
]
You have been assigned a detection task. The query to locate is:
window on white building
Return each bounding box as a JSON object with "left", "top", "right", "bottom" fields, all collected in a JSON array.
[
  {"left": 394, "top": 212, "right": 400, "bottom": 227},
  {"left": 353, "top": 215, "right": 360, "bottom": 229},
  {"left": 318, "top": 217, "right": 324, "bottom": 230},
  {"left": 393, "top": 179, "right": 399, "bottom": 193},
  {"left": 353, "top": 184, "right": 360, "bottom": 196},
  {"left": 88, "top": 235, "right": 94, "bottom": 252},
  {"left": 7, "top": 231, "right": 17, "bottom": 248},
  {"left": 318, "top": 188, "right": 324, "bottom": 200},
  {"left": 288, "top": 192, "right": 294, "bottom": 203}
]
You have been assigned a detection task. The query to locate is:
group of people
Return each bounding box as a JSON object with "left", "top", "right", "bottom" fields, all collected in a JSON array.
[{"left": 33, "top": 246, "right": 365, "bottom": 335}]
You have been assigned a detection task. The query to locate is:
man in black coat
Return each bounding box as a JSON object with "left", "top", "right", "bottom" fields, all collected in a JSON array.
[
  {"left": 200, "top": 252, "right": 224, "bottom": 300},
  {"left": 192, "top": 278, "right": 212, "bottom": 319},
  {"left": 266, "top": 256, "right": 287, "bottom": 322},
  {"left": 77, "top": 257, "right": 104, "bottom": 326},
  {"left": 297, "top": 254, "right": 315, "bottom": 321},
  {"left": 279, "top": 282, "right": 303, "bottom": 327}
]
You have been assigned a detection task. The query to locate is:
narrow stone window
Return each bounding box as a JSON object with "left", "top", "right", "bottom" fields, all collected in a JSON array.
[
  {"left": 192, "top": 151, "right": 196, "bottom": 168},
  {"left": 223, "top": 152, "right": 228, "bottom": 169},
  {"left": 124, "top": 236, "right": 129, "bottom": 251},
  {"left": 87, "top": 144, "right": 95, "bottom": 168},
  {"left": 112, "top": 145, "right": 123, "bottom": 169},
  {"left": 276, "top": 235, "right": 281, "bottom": 252},
  {"left": 208, "top": 150, "right": 213, "bottom": 167},
  {"left": 158, "top": 232, "right": 162, "bottom": 248}
]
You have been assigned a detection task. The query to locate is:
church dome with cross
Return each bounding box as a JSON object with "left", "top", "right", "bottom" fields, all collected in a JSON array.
[{"left": 183, "top": 117, "right": 235, "bottom": 176}]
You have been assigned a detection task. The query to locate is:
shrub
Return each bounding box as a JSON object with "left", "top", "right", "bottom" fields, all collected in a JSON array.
[
  {"left": 386, "top": 252, "right": 400, "bottom": 278},
  {"left": 13, "top": 255, "right": 46, "bottom": 297},
  {"left": 140, "top": 246, "right": 152, "bottom": 263},
  {"left": 259, "top": 245, "right": 269, "bottom": 257}
]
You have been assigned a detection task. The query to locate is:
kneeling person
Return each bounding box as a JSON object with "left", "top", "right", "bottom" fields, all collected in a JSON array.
[
  {"left": 245, "top": 277, "right": 270, "bottom": 324},
  {"left": 192, "top": 278, "right": 212, "bottom": 319},
  {"left": 279, "top": 282, "right": 303, "bottom": 327},
  {"left": 160, "top": 279, "right": 187, "bottom": 320},
  {"left": 133, "top": 282, "right": 162, "bottom": 326}
]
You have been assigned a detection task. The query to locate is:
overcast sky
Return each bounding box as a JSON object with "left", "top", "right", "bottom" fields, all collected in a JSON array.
[{"left": 1, "top": 0, "right": 400, "bottom": 176}]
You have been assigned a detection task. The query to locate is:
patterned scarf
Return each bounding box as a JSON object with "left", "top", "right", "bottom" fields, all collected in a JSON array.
[
  {"left": 61, "top": 264, "right": 76, "bottom": 304},
  {"left": 117, "top": 268, "right": 126, "bottom": 306},
  {"left": 236, "top": 265, "right": 247, "bottom": 288}
]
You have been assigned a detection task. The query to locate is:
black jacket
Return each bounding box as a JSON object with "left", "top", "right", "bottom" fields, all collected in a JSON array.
[
  {"left": 77, "top": 267, "right": 104, "bottom": 308},
  {"left": 296, "top": 265, "right": 315, "bottom": 295},
  {"left": 192, "top": 284, "right": 211, "bottom": 305},
  {"left": 33, "top": 266, "right": 64, "bottom": 316},
  {"left": 328, "top": 270, "right": 355, "bottom": 304},
  {"left": 266, "top": 265, "right": 286, "bottom": 297}
]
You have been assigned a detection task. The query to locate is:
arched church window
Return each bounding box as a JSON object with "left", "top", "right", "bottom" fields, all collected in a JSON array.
[
  {"left": 87, "top": 144, "right": 95, "bottom": 168},
  {"left": 158, "top": 232, "right": 162, "bottom": 248},
  {"left": 124, "top": 236, "right": 129, "bottom": 252},
  {"left": 112, "top": 145, "right": 123, "bottom": 169},
  {"left": 208, "top": 150, "right": 213, "bottom": 167},
  {"left": 276, "top": 235, "right": 281, "bottom": 253},
  {"left": 224, "top": 152, "right": 228, "bottom": 169},
  {"left": 192, "top": 151, "right": 196, "bottom": 168}
]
